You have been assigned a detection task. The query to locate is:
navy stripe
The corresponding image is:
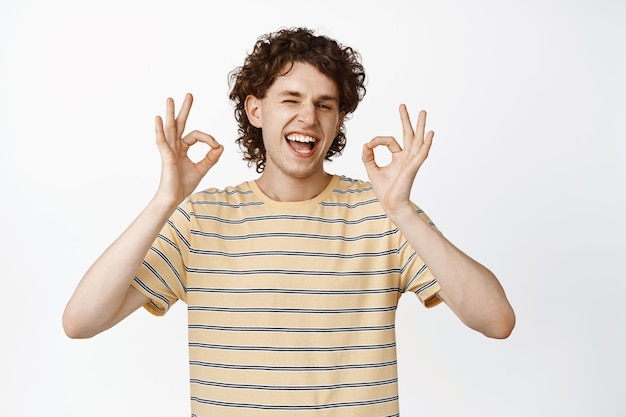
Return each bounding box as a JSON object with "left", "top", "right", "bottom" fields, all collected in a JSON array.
[
  {"left": 132, "top": 277, "right": 169, "bottom": 310},
  {"left": 155, "top": 233, "right": 181, "bottom": 255},
  {"left": 184, "top": 267, "right": 401, "bottom": 276},
  {"left": 190, "top": 229, "right": 399, "bottom": 241},
  {"left": 148, "top": 246, "right": 186, "bottom": 291},
  {"left": 189, "top": 360, "right": 397, "bottom": 372},
  {"left": 140, "top": 259, "right": 175, "bottom": 295},
  {"left": 319, "top": 198, "right": 379, "bottom": 209},
  {"left": 188, "top": 342, "right": 396, "bottom": 352},
  {"left": 190, "top": 395, "right": 398, "bottom": 411},
  {"left": 400, "top": 248, "right": 417, "bottom": 275},
  {"left": 332, "top": 185, "right": 373, "bottom": 194},
  {"left": 189, "top": 377, "right": 397, "bottom": 391},
  {"left": 186, "top": 287, "right": 402, "bottom": 295},
  {"left": 190, "top": 200, "right": 265, "bottom": 209},
  {"left": 189, "top": 248, "right": 398, "bottom": 258},
  {"left": 415, "top": 278, "right": 439, "bottom": 296},
  {"left": 165, "top": 219, "right": 191, "bottom": 249},
  {"left": 190, "top": 213, "right": 388, "bottom": 225},
  {"left": 403, "top": 264, "right": 429, "bottom": 292},
  {"left": 195, "top": 188, "right": 254, "bottom": 197},
  {"left": 175, "top": 206, "right": 190, "bottom": 221},
  {"left": 187, "top": 306, "right": 396, "bottom": 314},
  {"left": 188, "top": 324, "right": 395, "bottom": 333}
]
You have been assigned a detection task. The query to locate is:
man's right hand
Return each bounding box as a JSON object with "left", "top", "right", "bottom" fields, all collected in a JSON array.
[
  {"left": 63, "top": 93, "right": 224, "bottom": 339},
  {"left": 154, "top": 93, "right": 224, "bottom": 208}
]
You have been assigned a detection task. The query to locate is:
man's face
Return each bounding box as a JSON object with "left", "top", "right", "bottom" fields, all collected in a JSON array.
[{"left": 246, "top": 61, "right": 344, "bottom": 181}]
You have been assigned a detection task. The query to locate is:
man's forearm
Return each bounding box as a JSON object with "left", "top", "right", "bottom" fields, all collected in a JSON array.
[
  {"left": 388, "top": 206, "right": 515, "bottom": 338},
  {"left": 62, "top": 197, "right": 178, "bottom": 338}
]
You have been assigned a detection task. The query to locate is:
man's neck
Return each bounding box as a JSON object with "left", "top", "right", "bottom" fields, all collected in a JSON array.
[{"left": 255, "top": 170, "right": 333, "bottom": 202}]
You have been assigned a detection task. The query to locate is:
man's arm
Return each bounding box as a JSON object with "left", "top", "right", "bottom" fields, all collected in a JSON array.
[
  {"left": 362, "top": 105, "right": 515, "bottom": 338},
  {"left": 62, "top": 93, "right": 223, "bottom": 339},
  {"left": 384, "top": 204, "right": 515, "bottom": 338}
]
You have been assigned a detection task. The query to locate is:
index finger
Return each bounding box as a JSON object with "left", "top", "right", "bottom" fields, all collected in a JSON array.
[
  {"left": 176, "top": 93, "right": 194, "bottom": 134},
  {"left": 399, "top": 104, "right": 415, "bottom": 151},
  {"left": 181, "top": 130, "right": 221, "bottom": 149}
]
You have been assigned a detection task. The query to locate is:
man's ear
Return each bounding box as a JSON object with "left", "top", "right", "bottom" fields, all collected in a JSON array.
[{"left": 245, "top": 95, "right": 263, "bottom": 128}]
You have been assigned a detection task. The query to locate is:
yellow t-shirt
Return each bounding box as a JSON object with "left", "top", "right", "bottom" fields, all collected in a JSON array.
[{"left": 132, "top": 174, "right": 441, "bottom": 417}]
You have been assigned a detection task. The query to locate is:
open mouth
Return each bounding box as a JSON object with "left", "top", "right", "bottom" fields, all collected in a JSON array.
[{"left": 285, "top": 133, "right": 317, "bottom": 155}]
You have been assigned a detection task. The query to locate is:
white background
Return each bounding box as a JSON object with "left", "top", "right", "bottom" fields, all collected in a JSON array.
[{"left": 1, "top": 0, "right": 624, "bottom": 415}]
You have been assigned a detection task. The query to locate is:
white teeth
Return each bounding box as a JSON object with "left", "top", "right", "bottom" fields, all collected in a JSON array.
[{"left": 286, "top": 134, "right": 316, "bottom": 143}]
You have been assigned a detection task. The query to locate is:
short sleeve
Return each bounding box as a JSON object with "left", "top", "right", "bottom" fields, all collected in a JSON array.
[{"left": 131, "top": 204, "right": 191, "bottom": 316}]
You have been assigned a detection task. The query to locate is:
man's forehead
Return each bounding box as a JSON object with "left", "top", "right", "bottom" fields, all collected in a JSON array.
[{"left": 269, "top": 62, "right": 339, "bottom": 98}]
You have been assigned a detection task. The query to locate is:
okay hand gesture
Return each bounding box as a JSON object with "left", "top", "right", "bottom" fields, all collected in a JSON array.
[
  {"left": 362, "top": 104, "right": 434, "bottom": 216},
  {"left": 154, "top": 93, "right": 224, "bottom": 207}
]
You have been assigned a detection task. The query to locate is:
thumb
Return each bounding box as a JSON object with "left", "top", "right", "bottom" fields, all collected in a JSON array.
[
  {"left": 195, "top": 144, "right": 224, "bottom": 176},
  {"left": 361, "top": 142, "right": 378, "bottom": 169}
]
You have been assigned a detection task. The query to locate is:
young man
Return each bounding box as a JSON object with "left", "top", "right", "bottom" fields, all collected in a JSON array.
[{"left": 63, "top": 27, "right": 515, "bottom": 416}]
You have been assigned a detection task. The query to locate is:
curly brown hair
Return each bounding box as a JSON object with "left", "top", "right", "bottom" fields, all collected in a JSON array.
[{"left": 228, "top": 27, "right": 367, "bottom": 173}]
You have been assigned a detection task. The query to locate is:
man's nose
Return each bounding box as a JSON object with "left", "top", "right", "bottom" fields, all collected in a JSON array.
[{"left": 297, "top": 102, "right": 317, "bottom": 126}]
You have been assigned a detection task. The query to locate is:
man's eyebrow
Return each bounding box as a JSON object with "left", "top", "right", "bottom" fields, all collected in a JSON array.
[
  {"left": 277, "top": 91, "right": 302, "bottom": 98},
  {"left": 317, "top": 94, "right": 339, "bottom": 103},
  {"left": 277, "top": 91, "right": 339, "bottom": 102}
]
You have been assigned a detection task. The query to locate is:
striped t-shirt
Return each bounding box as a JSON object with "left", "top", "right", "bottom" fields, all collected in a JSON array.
[{"left": 132, "top": 174, "right": 441, "bottom": 417}]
